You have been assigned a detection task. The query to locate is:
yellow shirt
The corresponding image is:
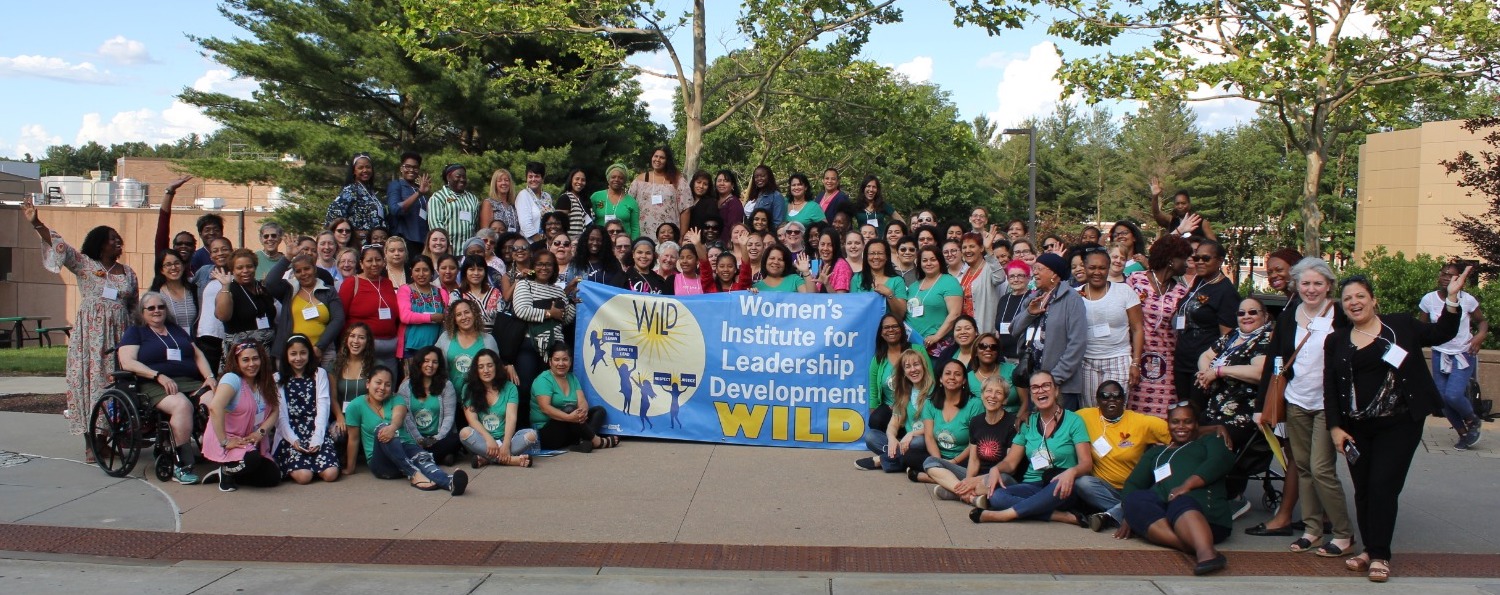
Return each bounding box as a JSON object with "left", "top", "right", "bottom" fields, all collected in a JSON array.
[
  {"left": 1078, "top": 408, "right": 1171, "bottom": 489},
  {"left": 291, "top": 292, "right": 330, "bottom": 346}
]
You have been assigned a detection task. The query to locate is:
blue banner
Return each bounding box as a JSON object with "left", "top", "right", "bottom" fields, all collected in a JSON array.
[{"left": 573, "top": 282, "right": 881, "bottom": 450}]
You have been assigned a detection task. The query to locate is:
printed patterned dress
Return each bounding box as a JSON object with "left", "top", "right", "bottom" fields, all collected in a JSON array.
[
  {"left": 1125, "top": 270, "right": 1188, "bottom": 418},
  {"left": 274, "top": 373, "right": 339, "bottom": 474},
  {"left": 629, "top": 175, "right": 688, "bottom": 242},
  {"left": 42, "top": 234, "right": 138, "bottom": 435}
]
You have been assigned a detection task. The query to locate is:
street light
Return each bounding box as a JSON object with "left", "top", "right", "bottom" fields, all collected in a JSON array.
[{"left": 1002, "top": 127, "right": 1037, "bottom": 236}]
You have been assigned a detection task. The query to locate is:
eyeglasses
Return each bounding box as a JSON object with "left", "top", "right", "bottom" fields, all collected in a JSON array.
[
  {"left": 400, "top": 164, "right": 419, "bottom": 171},
  {"left": 552, "top": 241, "right": 572, "bottom": 248},
  {"left": 262, "top": 234, "right": 280, "bottom": 240},
  {"left": 1006, "top": 273, "right": 1029, "bottom": 279},
  {"left": 1029, "top": 382, "right": 1055, "bottom": 391},
  {"left": 977, "top": 343, "right": 1000, "bottom": 351},
  {"left": 897, "top": 247, "right": 917, "bottom": 253},
  {"left": 508, "top": 245, "right": 530, "bottom": 253},
  {"left": 1190, "top": 255, "right": 1213, "bottom": 262},
  {"left": 334, "top": 228, "right": 352, "bottom": 234},
  {"left": 1236, "top": 309, "right": 1262, "bottom": 317},
  {"left": 1098, "top": 391, "right": 1125, "bottom": 401},
  {"left": 1043, "top": 243, "right": 1059, "bottom": 250},
  {"left": 1013, "top": 248, "right": 1033, "bottom": 255},
  {"left": 880, "top": 325, "right": 902, "bottom": 332},
  {"left": 162, "top": 261, "right": 182, "bottom": 268},
  {"left": 361, "top": 243, "right": 383, "bottom": 250},
  {"left": 143, "top": 305, "right": 166, "bottom": 312}
]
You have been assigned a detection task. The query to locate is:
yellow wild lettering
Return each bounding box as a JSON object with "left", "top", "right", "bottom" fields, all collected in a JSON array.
[
  {"left": 826, "top": 408, "right": 863, "bottom": 443},
  {"left": 772, "top": 405, "right": 789, "bottom": 440},
  {"left": 793, "top": 407, "right": 823, "bottom": 441},
  {"left": 714, "top": 402, "right": 767, "bottom": 439}
]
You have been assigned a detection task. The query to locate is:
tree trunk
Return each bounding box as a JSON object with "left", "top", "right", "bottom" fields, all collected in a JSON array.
[
  {"left": 1301, "top": 145, "right": 1327, "bottom": 258},
  {"left": 680, "top": 0, "right": 707, "bottom": 177}
]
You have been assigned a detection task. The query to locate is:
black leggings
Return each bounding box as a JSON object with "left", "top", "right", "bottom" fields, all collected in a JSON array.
[
  {"left": 418, "top": 430, "right": 463, "bottom": 462},
  {"left": 537, "top": 406, "right": 606, "bottom": 449},
  {"left": 226, "top": 450, "right": 282, "bottom": 488},
  {"left": 1346, "top": 415, "right": 1423, "bottom": 561}
]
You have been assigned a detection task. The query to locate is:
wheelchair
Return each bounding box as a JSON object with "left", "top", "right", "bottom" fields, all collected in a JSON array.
[{"left": 86, "top": 348, "right": 209, "bottom": 481}]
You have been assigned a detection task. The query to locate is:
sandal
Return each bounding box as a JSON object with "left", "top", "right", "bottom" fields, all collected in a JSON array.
[
  {"left": 593, "top": 435, "right": 618, "bottom": 449},
  {"left": 472, "top": 455, "right": 491, "bottom": 469},
  {"left": 1316, "top": 539, "right": 1355, "bottom": 558},
  {"left": 1288, "top": 537, "right": 1319, "bottom": 553},
  {"left": 968, "top": 507, "right": 985, "bottom": 524},
  {"left": 1346, "top": 554, "right": 1370, "bottom": 572},
  {"left": 1244, "top": 522, "right": 1295, "bottom": 537},
  {"left": 1368, "top": 560, "right": 1390, "bottom": 583},
  {"left": 410, "top": 479, "right": 440, "bottom": 491}
]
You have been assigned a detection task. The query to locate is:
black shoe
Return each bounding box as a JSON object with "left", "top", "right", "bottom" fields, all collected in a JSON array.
[
  {"left": 854, "top": 457, "right": 880, "bottom": 471},
  {"left": 570, "top": 440, "right": 594, "bottom": 454},
  {"left": 1193, "top": 554, "right": 1227, "bottom": 576},
  {"left": 448, "top": 470, "right": 468, "bottom": 496},
  {"left": 1087, "top": 512, "right": 1119, "bottom": 532},
  {"left": 217, "top": 467, "right": 237, "bottom": 492}
]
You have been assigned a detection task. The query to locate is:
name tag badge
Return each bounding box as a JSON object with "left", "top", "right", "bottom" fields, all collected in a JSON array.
[
  {"left": 1030, "top": 451, "right": 1050, "bottom": 470},
  {"left": 1153, "top": 464, "right": 1172, "bottom": 482},
  {"left": 867, "top": 218, "right": 878, "bottom": 226},
  {"left": 165, "top": 348, "right": 182, "bottom": 362},
  {"left": 418, "top": 208, "right": 427, "bottom": 219},
  {"left": 458, "top": 210, "right": 472, "bottom": 223},
  {"left": 1092, "top": 435, "right": 1113, "bottom": 457},
  {"left": 1309, "top": 317, "right": 1332, "bottom": 332},
  {"left": 1025, "top": 326, "right": 1039, "bottom": 342},
  {"left": 102, "top": 287, "right": 119, "bottom": 300},
  {"left": 1174, "top": 314, "right": 1186, "bottom": 330},
  {"left": 651, "top": 194, "right": 664, "bottom": 205},
  {"left": 999, "top": 322, "right": 1011, "bottom": 335},
  {"left": 604, "top": 214, "right": 618, "bottom": 223},
  {"left": 255, "top": 316, "right": 271, "bottom": 330},
  {"left": 301, "top": 306, "right": 320, "bottom": 321},
  {"left": 1091, "top": 323, "right": 1110, "bottom": 338},
  {"left": 378, "top": 307, "right": 393, "bottom": 320},
  {"left": 1383, "top": 344, "right": 1408, "bottom": 368},
  {"left": 907, "top": 298, "right": 924, "bottom": 318}
]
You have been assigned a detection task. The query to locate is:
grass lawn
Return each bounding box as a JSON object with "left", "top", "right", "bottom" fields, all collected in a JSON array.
[{"left": 0, "top": 346, "right": 67, "bottom": 376}]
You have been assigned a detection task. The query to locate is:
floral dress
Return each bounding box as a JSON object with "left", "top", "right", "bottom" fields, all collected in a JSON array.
[
  {"left": 1203, "top": 323, "right": 1275, "bottom": 430},
  {"left": 629, "top": 175, "right": 688, "bottom": 242},
  {"left": 326, "top": 183, "right": 385, "bottom": 232},
  {"left": 42, "top": 234, "right": 138, "bottom": 435},
  {"left": 274, "top": 373, "right": 339, "bottom": 474},
  {"left": 1125, "top": 270, "right": 1188, "bottom": 418},
  {"left": 486, "top": 198, "right": 519, "bottom": 234}
]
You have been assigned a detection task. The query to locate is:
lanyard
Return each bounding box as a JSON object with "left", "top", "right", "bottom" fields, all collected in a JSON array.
[
  {"left": 153, "top": 327, "right": 182, "bottom": 352},
  {"left": 1154, "top": 443, "right": 1187, "bottom": 473}
]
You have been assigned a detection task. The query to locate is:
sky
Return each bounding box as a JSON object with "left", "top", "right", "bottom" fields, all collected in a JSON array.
[{"left": 0, "top": 0, "right": 1259, "bottom": 161}]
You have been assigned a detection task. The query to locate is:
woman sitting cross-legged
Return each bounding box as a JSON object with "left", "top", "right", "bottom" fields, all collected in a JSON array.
[
  {"left": 397, "top": 346, "right": 462, "bottom": 465},
  {"left": 1114, "top": 401, "right": 1234, "bottom": 576},
  {"left": 201, "top": 341, "right": 283, "bottom": 492},
  {"left": 273, "top": 335, "right": 340, "bottom": 484},
  {"left": 343, "top": 365, "right": 469, "bottom": 494},
  {"left": 928, "top": 375, "right": 1018, "bottom": 506},
  {"left": 458, "top": 349, "right": 538, "bottom": 467},
  {"left": 531, "top": 342, "right": 618, "bottom": 452},
  {"left": 856, "top": 348, "right": 932, "bottom": 473},
  {"left": 914, "top": 359, "right": 987, "bottom": 484},
  {"left": 971, "top": 370, "right": 1093, "bottom": 525}
]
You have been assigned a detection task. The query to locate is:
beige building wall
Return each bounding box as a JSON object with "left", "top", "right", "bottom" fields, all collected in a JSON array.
[
  {"left": 1356, "top": 120, "right": 1494, "bottom": 261},
  {"left": 0, "top": 204, "right": 270, "bottom": 343}
]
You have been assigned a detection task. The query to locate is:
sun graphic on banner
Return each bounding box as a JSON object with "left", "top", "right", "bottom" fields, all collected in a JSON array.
[{"left": 581, "top": 293, "right": 706, "bottom": 418}]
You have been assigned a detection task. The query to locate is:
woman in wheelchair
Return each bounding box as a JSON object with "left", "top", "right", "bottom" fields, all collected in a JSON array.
[
  {"left": 117, "top": 292, "right": 218, "bottom": 484},
  {"left": 202, "top": 341, "right": 282, "bottom": 491},
  {"left": 1194, "top": 297, "right": 1273, "bottom": 512}
]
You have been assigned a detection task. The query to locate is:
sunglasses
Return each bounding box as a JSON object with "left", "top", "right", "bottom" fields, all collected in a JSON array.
[
  {"left": 1237, "top": 309, "right": 1262, "bottom": 317},
  {"left": 1168, "top": 400, "right": 1193, "bottom": 411},
  {"left": 898, "top": 247, "right": 917, "bottom": 253},
  {"left": 1190, "top": 254, "right": 1213, "bottom": 262},
  {"left": 143, "top": 305, "right": 166, "bottom": 312},
  {"left": 552, "top": 241, "right": 572, "bottom": 248},
  {"left": 1098, "top": 391, "right": 1125, "bottom": 401},
  {"left": 704, "top": 224, "right": 721, "bottom": 230},
  {"left": 509, "top": 245, "right": 530, "bottom": 252},
  {"left": 262, "top": 234, "right": 280, "bottom": 240},
  {"left": 783, "top": 230, "right": 803, "bottom": 235},
  {"left": 977, "top": 343, "right": 1000, "bottom": 351},
  {"left": 1044, "top": 243, "right": 1059, "bottom": 250}
]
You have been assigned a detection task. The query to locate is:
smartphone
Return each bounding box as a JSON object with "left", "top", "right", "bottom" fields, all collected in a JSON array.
[{"left": 1343, "top": 441, "right": 1361, "bottom": 466}]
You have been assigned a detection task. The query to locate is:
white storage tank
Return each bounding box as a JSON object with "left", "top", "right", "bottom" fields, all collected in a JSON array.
[
  {"left": 112, "top": 178, "right": 147, "bottom": 207},
  {"left": 40, "top": 176, "right": 94, "bottom": 205},
  {"left": 91, "top": 180, "right": 116, "bottom": 206}
]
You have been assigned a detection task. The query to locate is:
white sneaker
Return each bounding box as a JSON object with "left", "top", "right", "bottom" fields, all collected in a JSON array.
[{"left": 933, "top": 485, "right": 960, "bottom": 501}]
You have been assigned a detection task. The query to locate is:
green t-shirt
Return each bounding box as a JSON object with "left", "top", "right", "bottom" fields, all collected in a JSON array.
[
  {"left": 905, "top": 274, "right": 962, "bottom": 338},
  {"left": 405, "top": 386, "right": 443, "bottom": 437},
  {"left": 785, "top": 201, "right": 826, "bottom": 227},
  {"left": 472, "top": 383, "right": 520, "bottom": 440},
  {"left": 1124, "top": 437, "right": 1236, "bottom": 528},
  {"left": 344, "top": 395, "right": 414, "bottom": 461},
  {"left": 920, "top": 395, "right": 988, "bottom": 459},
  {"left": 590, "top": 190, "right": 640, "bottom": 240},
  {"left": 530, "top": 371, "right": 582, "bottom": 429},
  {"left": 1012, "top": 410, "right": 1089, "bottom": 484},
  {"left": 969, "top": 364, "right": 1021, "bottom": 414},
  {"left": 850, "top": 273, "right": 907, "bottom": 300},
  {"left": 754, "top": 274, "right": 805, "bottom": 293},
  {"left": 441, "top": 333, "right": 489, "bottom": 400},
  {"left": 901, "top": 389, "right": 926, "bottom": 434}
]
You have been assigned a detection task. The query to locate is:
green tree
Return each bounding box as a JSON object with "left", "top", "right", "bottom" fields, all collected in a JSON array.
[
  {"left": 181, "top": 0, "right": 662, "bottom": 233},
  {"left": 1034, "top": 0, "right": 1500, "bottom": 256},
  {"left": 1117, "top": 99, "right": 1203, "bottom": 226}
]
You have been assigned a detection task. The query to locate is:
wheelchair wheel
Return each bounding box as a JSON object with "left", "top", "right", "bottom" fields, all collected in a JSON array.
[
  {"left": 1262, "top": 486, "right": 1282, "bottom": 513},
  {"left": 88, "top": 389, "right": 142, "bottom": 478},
  {"left": 154, "top": 452, "right": 174, "bottom": 482}
]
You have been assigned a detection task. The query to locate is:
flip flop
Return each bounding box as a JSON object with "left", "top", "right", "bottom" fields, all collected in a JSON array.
[
  {"left": 410, "top": 479, "right": 440, "bottom": 491},
  {"left": 1288, "top": 537, "right": 1319, "bottom": 553}
]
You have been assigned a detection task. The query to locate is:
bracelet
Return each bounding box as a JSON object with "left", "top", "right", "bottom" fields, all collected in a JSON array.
[{"left": 1446, "top": 299, "right": 1461, "bottom": 308}]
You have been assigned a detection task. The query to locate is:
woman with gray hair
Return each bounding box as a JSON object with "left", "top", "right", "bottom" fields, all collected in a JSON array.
[
  {"left": 116, "top": 291, "right": 219, "bottom": 483},
  {"left": 1256, "top": 257, "right": 1354, "bottom": 557}
]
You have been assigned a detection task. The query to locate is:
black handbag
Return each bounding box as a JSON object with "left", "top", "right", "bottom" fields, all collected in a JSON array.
[{"left": 490, "top": 309, "right": 530, "bottom": 363}]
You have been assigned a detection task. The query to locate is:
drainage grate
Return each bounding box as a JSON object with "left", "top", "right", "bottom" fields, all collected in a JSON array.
[{"left": 0, "top": 450, "right": 32, "bottom": 468}]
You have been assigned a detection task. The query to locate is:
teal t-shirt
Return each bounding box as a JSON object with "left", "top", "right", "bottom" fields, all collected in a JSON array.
[
  {"left": 901, "top": 389, "right": 926, "bottom": 434},
  {"left": 402, "top": 287, "right": 445, "bottom": 355},
  {"left": 530, "top": 371, "right": 581, "bottom": 429},
  {"left": 442, "top": 334, "right": 487, "bottom": 401},
  {"left": 472, "top": 383, "right": 520, "bottom": 440},
  {"left": 1123, "top": 260, "right": 1146, "bottom": 276},
  {"left": 905, "top": 274, "right": 962, "bottom": 338},
  {"left": 850, "top": 273, "right": 907, "bottom": 299},
  {"left": 1012, "top": 410, "right": 1090, "bottom": 484},
  {"left": 344, "top": 394, "right": 414, "bottom": 461},
  {"left": 969, "top": 363, "right": 1021, "bottom": 414},
  {"left": 785, "top": 201, "right": 826, "bottom": 227},
  {"left": 920, "top": 395, "right": 988, "bottom": 459},
  {"left": 754, "top": 274, "right": 805, "bottom": 293},
  {"left": 403, "top": 382, "right": 443, "bottom": 437}
]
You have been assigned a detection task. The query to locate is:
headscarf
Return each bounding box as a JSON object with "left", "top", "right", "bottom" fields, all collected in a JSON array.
[
  {"left": 442, "top": 163, "right": 465, "bottom": 181},
  {"left": 606, "top": 163, "right": 629, "bottom": 179}
]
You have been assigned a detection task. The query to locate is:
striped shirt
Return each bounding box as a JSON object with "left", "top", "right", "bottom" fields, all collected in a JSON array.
[{"left": 428, "top": 186, "right": 480, "bottom": 248}]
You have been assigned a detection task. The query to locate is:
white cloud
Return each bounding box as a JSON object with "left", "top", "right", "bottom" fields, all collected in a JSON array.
[
  {"left": 630, "top": 51, "right": 679, "bottom": 126},
  {"left": 0, "top": 124, "right": 63, "bottom": 159},
  {"left": 0, "top": 55, "right": 115, "bottom": 84},
  {"left": 97, "top": 36, "right": 154, "bottom": 66},
  {"left": 75, "top": 99, "right": 220, "bottom": 147},
  {"left": 975, "top": 51, "right": 1015, "bottom": 69},
  {"left": 893, "top": 56, "right": 932, "bottom": 83},
  {"left": 985, "top": 42, "right": 1066, "bottom": 129},
  {"left": 192, "top": 68, "right": 259, "bottom": 99}
]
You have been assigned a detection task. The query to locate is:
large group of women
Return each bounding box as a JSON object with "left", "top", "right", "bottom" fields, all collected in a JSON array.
[{"left": 25, "top": 146, "right": 1486, "bottom": 581}]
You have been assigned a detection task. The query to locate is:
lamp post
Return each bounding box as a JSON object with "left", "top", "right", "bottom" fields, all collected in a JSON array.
[{"left": 1002, "top": 127, "right": 1036, "bottom": 236}]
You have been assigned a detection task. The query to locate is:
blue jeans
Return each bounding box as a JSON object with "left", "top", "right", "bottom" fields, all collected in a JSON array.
[
  {"left": 864, "top": 428, "right": 926, "bottom": 472},
  {"left": 985, "top": 479, "right": 1078, "bottom": 520},
  {"left": 460, "top": 428, "right": 538, "bottom": 457},
  {"left": 1073, "top": 475, "right": 1124, "bottom": 521},
  {"left": 368, "top": 423, "right": 452, "bottom": 489},
  {"left": 1431, "top": 352, "right": 1478, "bottom": 432}
]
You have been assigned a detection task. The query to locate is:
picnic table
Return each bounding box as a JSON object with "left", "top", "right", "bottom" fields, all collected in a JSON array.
[{"left": 0, "top": 316, "right": 70, "bottom": 348}]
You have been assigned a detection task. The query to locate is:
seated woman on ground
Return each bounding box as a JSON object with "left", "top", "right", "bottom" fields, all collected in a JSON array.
[
  {"left": 928, "top": 376, "right": 1019, "bottom": 506},
  {"left": 201, "top": 341, "right": 283, "bottom": 492},
  {"left": 343, "top": 365, "right": 469, "bottom": 494},
  {"left": 531, "top": 342, "right": 617, "bottom": 452},
  {"left": 971, "top": 371, "right": 1093, "bottom": 525},
  {"left": 273, "top": 335, "right": 340, "bottom": 485},
  {"left": 856, "top": 348, "right": 932, "bottom": 473},
  {"left": 458, "top": 349, "right": 538, "bottom": 468},
  {"left": 914, "top": 359, "right": 987, "bottom": 485},
  {"left": 1115, "top": 401, "right": 1234, "bottom": 576},
  {"left": 397, "top": 346, "right": 462, "bottom": 465},
  {"left": 117, "top": 291, "right": 219, "bottom": 484}
]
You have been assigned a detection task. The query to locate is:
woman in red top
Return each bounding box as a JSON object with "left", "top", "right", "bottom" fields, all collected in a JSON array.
[{"left": 340, "top": 245, "right": 399, "bottom": 371}]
